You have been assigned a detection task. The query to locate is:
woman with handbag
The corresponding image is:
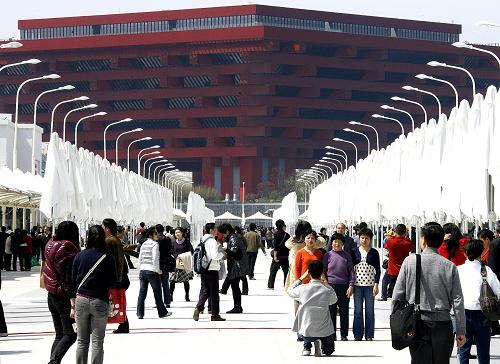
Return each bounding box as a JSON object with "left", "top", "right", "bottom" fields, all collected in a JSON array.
[
  {"left": 72, "top": 225, "right": 117, "bottom": 364},
  {"left": 42, "top": 221, "right": 80, "bottom": 364},
  {"left": 457, "top": 239, "right": 500, "bottom": 364},
  {"left": 169, "top": 227, "right": 194, "bottom": 302}
]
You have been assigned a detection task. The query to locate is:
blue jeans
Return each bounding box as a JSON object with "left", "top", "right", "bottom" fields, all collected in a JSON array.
[
  {"left": 137, "top": 270, "right": 168, "bottom": 318},
  {"left": 353, "top": 285, "right": 375, "bottom": 339},
  {"left": 75, "top": 296, "right": 108, "bottom": 364},
  {"left": 160, "top": 272, "right": 171, "bottom": 305},
  {"left": 458, "top": 310, "right": 492, "bottom": 364}
]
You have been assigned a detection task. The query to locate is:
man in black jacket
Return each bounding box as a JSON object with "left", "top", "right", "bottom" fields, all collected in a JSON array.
[
  {"left": 267, "top": 220, "right": 290, "bottom": 289},
  {"left": 156, "top": 224, "right": 173, "bottom": 308},
  {"left": 0, "top": 227, "right": 8, "bottom": 270},
  {"left": 326, "top": 223, "right": 356, "bottom": 253},
  {"left": 488, "top": 221, "right": 500, "bottom": 336}
]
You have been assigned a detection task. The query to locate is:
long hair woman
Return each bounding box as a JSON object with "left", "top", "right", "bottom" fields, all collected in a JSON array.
[
  {"left": 73, "top": 225, "right": 117, "bottom": 364},
  {"left": 42, "top": 221, "right": 80, "bottom": 364}
]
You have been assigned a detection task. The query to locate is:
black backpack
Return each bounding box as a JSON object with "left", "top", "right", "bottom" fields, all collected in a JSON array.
[{"left": 193, "top": 237, "right": 211, "bottom": 274}]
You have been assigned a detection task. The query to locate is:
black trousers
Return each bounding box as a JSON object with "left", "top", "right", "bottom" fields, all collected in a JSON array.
[
  {"left": 0, "top": 300, "right": 7, "bottom": 334},
  {"left": 47, "top": 293, "right": 77, "bottom": 364},
  {"left": 229, "top": 277, "right": 242, "bottom": 308},
  {"left": 381, "top": 273, "right": 397, "bottom": 299},
  {"left": 169, "top": 281, "right": 190, "bottom": 299},
  {"left": 196, "top": 271, "right": 220, "bottom": 317},
  {"left": 267, "top": 259, "right": 289, "bottom": 288},
  {"left": 329, "top": 284, "right": 350, "bottom": 338},
  {"left": 247, "top": 252, "right": 258, "bottom": 278},
  {"left": 221, "top": 275, "right": 248, "bottom": 294},
  {"left": 12, "top": 253, "right": 22, "bottom": 271},
  {"left": 3, "top": 254, "right": 11, "bottom": 270},
  {"left": 409, "top": 320, "right": 454, "bottom": 364},
  {"left": 303, "top": 334, "right": 335, "bottom": 355}
]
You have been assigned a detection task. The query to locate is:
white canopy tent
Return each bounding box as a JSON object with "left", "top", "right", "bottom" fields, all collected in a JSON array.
[
  {"left": 214, "top": 211, "right": 242, "bottom": 220},
  {"left": 304, "top": 85, "right": 500, "bottom": 227},
  {"left": 246, "top": 211, "right": 273, "bottom": 220}
]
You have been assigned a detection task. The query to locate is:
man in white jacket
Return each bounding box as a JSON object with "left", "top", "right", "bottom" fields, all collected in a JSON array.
[
  {"left": 193, "top": 223, "right": 225, "bottom": 322},
  {"left": 287, "top": 260, "right": 337, "bottom": 357}
]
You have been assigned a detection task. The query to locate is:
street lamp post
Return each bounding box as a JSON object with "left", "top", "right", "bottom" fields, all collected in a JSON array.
[
  {"left": 402, "top": 85, "right": 442, "bottom": 117},
  {"left": 13, "top": 73, "right": 61, "bottom": 170},
  {"left": 317, "top": 162, "right": 337, "bottom": 175},
  {"left": 179, "top": 181, "right": 194, "bottom": 210},
  {"left": 0, "top": 58, "right": 40, "bottom": 73},
  {"left": 137, "top": 147, "right": 161, "bottom": 174},
  {"left": 349, "top": 121, "right": 380, "bottom": 150},
  {"left": 380, "top": 105, "right": 415, "bottom": 132},
  {"left": 126, "top": 137, "right": 152, "bottom": 171},
  {"left": 343, "top": 128, "right": 371, "bottom": 155},
  {"left": 115, "top": 128, "right": 143, "bottom": 165},
  {"left": 32, "top": 85, "right": 75, "bottom": 174},
  {"left": 50, "top": 96, "right": 89, "bottom": 135},
  {"left": 372, "top": 114, "right": 405, "bottom": 136},
  {"left": 320, "top": 158, "right": 342, "bottom": 172},
  {"left": 74, "top": 111, "right": 107, "bottom": 148},
  {"left": 62, "top": 104, "right": 97, "bottom": 141},
  {"left": 332, "top": 138, "right": 359, "bottom": 166},
  {"left": 141, "top": 155, "right": 164, "bottom": 178},
  {"left": 427, "top": 61, "right": 476, "bottom": 98},
  {"left": 315, "top": 163, "right": 334, "bottom": 176},
  {"left": 324, "top": 155, "right": 346, "bottom": 170},
  {"left": 308, "top": 169, "right": 325, "bottom": 183},
  {"left": 390, "top": 96, "right": 428, "bottom": 124},
  {"left": 311, "top": 167, "right": 327, "bottom": 180},
  {"left": 325, "top": 146, "right": 348, "bottom": 164},
  {"left": 415, "top": 74, "right": 459, "bottom": 109},
  {"left": 148, "top": 159, "right": 169, "bottom": 180},
  {"left": 452, "top": 42, "right": 500, "bottom": 67},
  {"left": 154, "top": 164, "right": 174, "bottom": 183},
  {"left": 103, "top": 118, "right": 133, "bottom": 160}
]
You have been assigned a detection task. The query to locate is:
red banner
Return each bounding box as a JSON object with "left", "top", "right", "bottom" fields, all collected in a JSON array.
[{"left": 240, "top": 185, "right": 245, "bottom": 203}]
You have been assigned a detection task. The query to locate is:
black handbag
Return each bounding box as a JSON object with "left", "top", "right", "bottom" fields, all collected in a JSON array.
[
  {"left": 390, "top": 254, "right": 422, "bottom": 350},
  {"left": 480, "top": 263, "right": 500, "bottom": 321}
]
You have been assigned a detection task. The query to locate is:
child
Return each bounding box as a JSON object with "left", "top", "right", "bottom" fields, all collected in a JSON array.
[{"left": 287, "top": 260, "right": 337, "bottom": 356}]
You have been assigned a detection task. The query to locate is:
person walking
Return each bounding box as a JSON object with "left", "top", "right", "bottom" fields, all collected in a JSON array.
[
  {"left": 457, "top": 239, "right": 500, "bottom": 363},
  {"left": 72, "top": 225, "right": 117, "bottom": 364},
  {"left": 20, "top": 230, "right": 32, "bottom": 271},
  {"left": 439, "top": 223, "right": 468, "bottom": 266},
  {"left": 244, "top": 223, "right": 267, "bottom": 280},
  {"left": 193, "top": 223, "right": 226, "bottom": 321},
  {"left": 42, "top": 221, "right": 80, "bottom": 364},
  {"left": 267, "top": 219, "right": 290, "bottom": 289},
  {"left": 3, "top": 231, "right": 12, "bottom": 271},
  {"left": 11, "top": 229, "right": 22, "bottom": 271},
  {"left": 478, "top": 229, "right": 494, "bottom": 265},
  {"left": 220, "top": 226, "right": 249, "bottom": 295},
  {"left": 136, "top": 227, "right": 171, "bottom": 319},
  {"left": 379, "top": 224, "right": 413, "bottom": 301},
  {"left": 352, "top": 228, "right": 380, "bottom": 341},
  {"left": 219, "top": 223, "right": 248, "bottom": 314},
  {"left": 323, "top": 233, "right": 354, "bottom": 341},
  {"left": 392, "top": 222, "right": 466, "bottom": 364},
  {"left": 156, "top": 224, "right": 172, "bottom": 308},
  {"left": 488, "top": 221, "right": 500, "bottom": 336},
  {"left": 0, "top": 227, "right": 8, "bottom": 270},
  {"left": 169, "top": 227, "right": 194, "bottom": 302}
]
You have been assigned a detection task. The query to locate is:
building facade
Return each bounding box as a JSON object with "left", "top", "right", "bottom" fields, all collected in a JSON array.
[{"left": 0, "top": 5, "right": 499, "bottom": 195}]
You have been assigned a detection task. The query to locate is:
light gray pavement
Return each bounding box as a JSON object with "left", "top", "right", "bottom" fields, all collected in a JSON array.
[{"left": 1, "top": 252, "right": 499, "bottom": 363}]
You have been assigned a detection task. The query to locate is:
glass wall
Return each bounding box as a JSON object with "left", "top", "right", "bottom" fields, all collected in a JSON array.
[{"left": 20, "top": 14, "right": 459, "bottom": 44}]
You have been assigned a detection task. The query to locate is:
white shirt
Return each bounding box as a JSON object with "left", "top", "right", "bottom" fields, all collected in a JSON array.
[
  {"left": 458, "top": 259, "right": 500, "bottom": 310},
  {"left": 201, "top": 234, "right": 224, "bottom": 271}
]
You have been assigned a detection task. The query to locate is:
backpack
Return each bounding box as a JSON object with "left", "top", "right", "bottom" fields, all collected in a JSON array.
[
  {"left": 193, "top": 237, "right": 212, "bottom": 274},
  {"left": 480, "top": 263, "right": 500, "bottom": 321}
]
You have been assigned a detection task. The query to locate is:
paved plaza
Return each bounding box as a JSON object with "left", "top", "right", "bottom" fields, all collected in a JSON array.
[{"left": 1, "top": 253, "right": 499, "bottom": 363}]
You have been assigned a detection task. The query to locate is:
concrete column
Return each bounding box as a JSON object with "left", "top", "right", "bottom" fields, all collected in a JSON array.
[
  {"left": 22, "top": 208, "right": 26, "bottom": 230},
  {"left": 30, "top": 209, "right": 36, "bottom": 229},
  {"left": 12, "top": 207, "right": 17, "bottom": 229},
  {"left": 1, "top": 206, "right": 6, "bottom": 226}
]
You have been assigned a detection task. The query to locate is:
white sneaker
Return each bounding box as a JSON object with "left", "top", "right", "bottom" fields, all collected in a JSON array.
[
  {"left": 302, "top": 349, "right": 311, "bottom": 356},
  {"left": 314, "top": 340, "right": 322, "bottom": 357}
]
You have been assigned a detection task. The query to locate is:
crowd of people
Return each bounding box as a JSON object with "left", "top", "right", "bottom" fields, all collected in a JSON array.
[{"left": 1, "top": 217, "right": 500, "bottom": 363}]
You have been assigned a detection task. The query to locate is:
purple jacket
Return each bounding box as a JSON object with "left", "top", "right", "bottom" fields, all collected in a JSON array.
[{"left": 323, "top": 250, "right": 355, "bottom": 286}]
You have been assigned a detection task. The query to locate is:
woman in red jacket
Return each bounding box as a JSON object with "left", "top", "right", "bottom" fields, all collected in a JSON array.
[
  {"left": 438, "top": 223, "right": 468, "bottom": 266},
  {"left": 42, "top": 221, "right": 80, "bottom": 364}
]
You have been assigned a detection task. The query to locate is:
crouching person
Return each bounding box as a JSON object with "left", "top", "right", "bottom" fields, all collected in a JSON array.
[{"left": 287, "top": 260, "right": 337, "bottom": 357}]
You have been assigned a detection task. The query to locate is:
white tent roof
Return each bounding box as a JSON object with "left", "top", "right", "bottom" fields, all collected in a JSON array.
[
  {"left": 0, "top": 167, "right": 43, "bottom": 208},
  {"left": 246, "top": 211, "right": 273, "bottom": 220},
  {"left": 215, "top": 211, "right": 242, "bottom": 220}
]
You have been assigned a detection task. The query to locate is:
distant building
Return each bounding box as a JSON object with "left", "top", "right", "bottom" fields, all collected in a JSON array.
[{"left": 0, "top": 5, "right": 499, "bottom": 193}]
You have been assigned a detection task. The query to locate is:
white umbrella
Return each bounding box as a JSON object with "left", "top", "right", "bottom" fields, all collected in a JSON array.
[{"left": 246, "top": 211, "right": 273, "bottom": 220}]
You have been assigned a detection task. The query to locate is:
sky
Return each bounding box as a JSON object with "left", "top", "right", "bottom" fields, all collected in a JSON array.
[{"left": 0, "top": 0, "right": 498, "bottom": 44}]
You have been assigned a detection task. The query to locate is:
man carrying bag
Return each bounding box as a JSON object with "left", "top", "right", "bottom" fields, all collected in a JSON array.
[{"left": 392, "top": 222, "right": 466, "bottom": 364}]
